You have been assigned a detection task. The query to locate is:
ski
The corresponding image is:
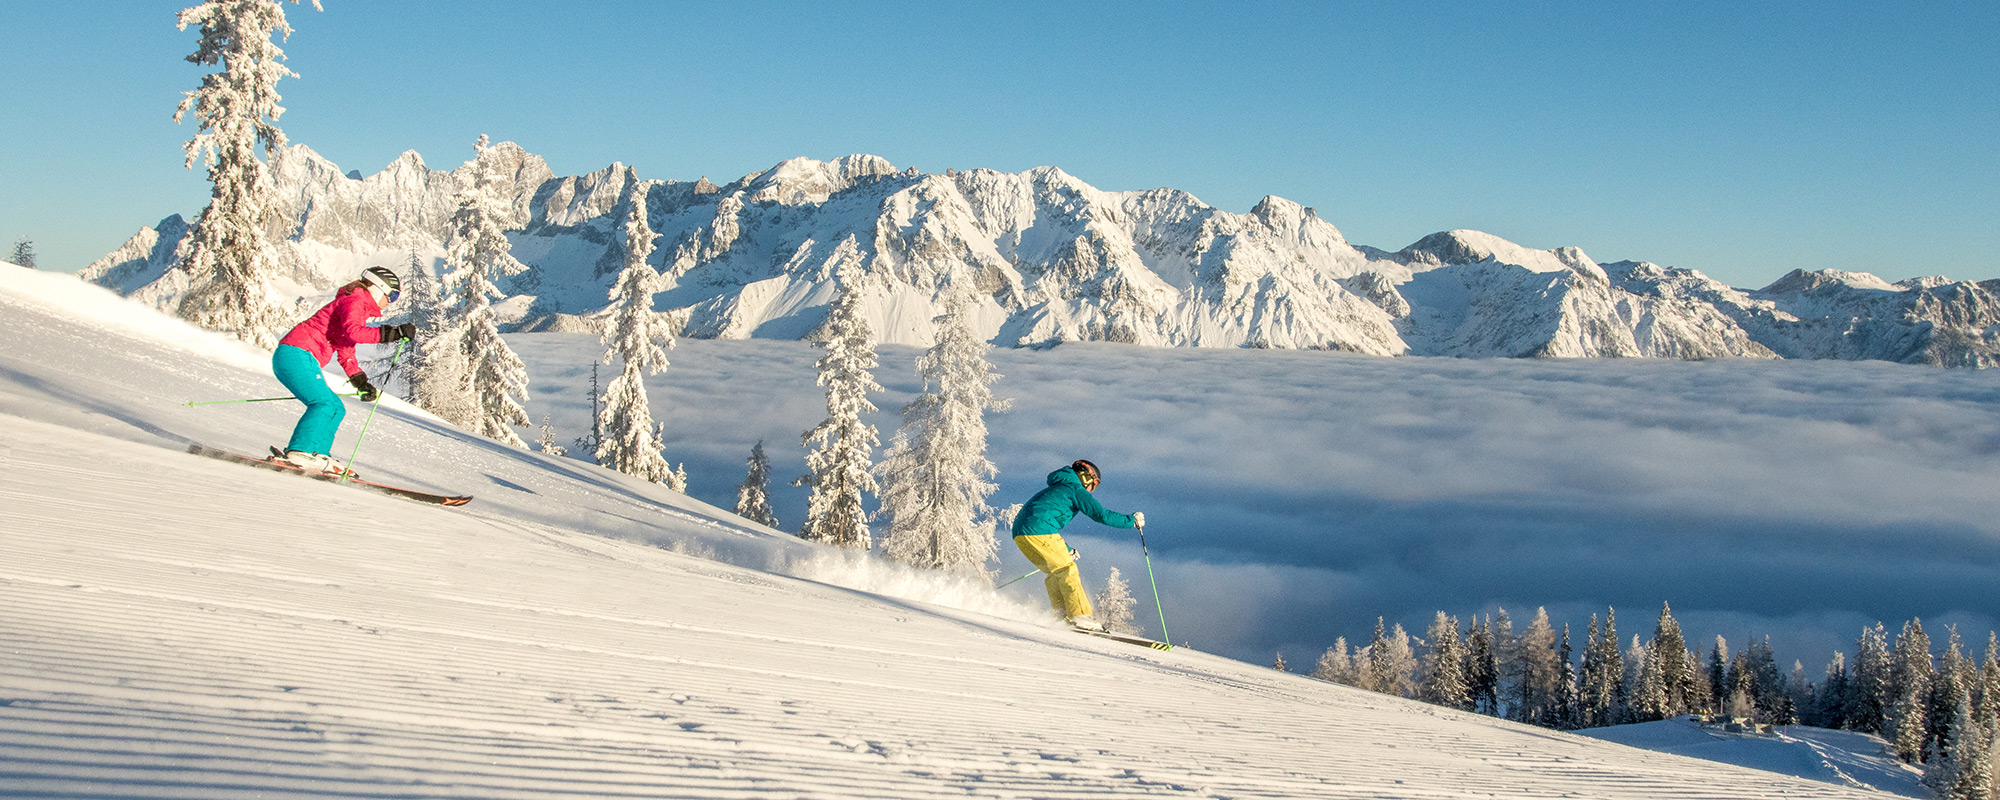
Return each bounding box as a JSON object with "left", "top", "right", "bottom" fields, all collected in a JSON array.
[
  {"left": 1072, "top": 626, "right": 1173, "bottom": 651},
  {"left": 187, "top": 444, "right": 474, "bottom": 507}
]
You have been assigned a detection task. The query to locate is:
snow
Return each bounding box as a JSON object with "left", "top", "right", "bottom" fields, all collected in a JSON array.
[
  {"left": 1, "top": 252, "right": 1911, "bottom": 797},
  {"left": 1579, "top": 717, "right": 1924, "bottom": 797}
]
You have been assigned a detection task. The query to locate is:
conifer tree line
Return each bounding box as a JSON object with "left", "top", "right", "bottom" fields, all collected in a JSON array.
[{"left": 1302, "top": 605, "right": 2000, "bottom": 799}]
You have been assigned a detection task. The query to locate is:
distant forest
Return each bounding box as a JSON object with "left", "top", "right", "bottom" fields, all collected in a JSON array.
[{"left": 1290, "top": 606, "right": 1997, "bottom": 799}]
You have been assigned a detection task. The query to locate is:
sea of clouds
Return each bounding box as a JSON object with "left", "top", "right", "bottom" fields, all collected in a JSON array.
[{"left": 508, "top": 335, "right": 2000, "bottom": 668}]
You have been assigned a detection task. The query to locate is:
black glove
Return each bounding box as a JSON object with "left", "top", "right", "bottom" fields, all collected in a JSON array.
[
  {"left": 379, "top": 323, "right": 415, "bottom": 343},
  {"left": 349, "top": 373, "right": 380, "bottom": 402}
]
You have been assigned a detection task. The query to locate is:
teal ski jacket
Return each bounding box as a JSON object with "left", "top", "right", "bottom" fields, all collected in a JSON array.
[{"left": 1011, "top": 467, "right": 1137, "bottom": 537}]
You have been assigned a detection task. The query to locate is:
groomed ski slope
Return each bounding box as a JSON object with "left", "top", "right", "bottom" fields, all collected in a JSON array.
[{"left": 0, "top": 268, "right": 1898, "bottom": 799}]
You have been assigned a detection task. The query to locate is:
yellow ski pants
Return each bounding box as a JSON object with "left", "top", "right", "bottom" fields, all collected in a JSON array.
[{"left": 1015, "top": 533, "right": 1093, "bottom": 619}]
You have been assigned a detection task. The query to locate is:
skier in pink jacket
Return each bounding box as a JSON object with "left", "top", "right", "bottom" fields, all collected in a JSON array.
[{"left": 272, "top": 266, "right": 413, "bottom": 475}]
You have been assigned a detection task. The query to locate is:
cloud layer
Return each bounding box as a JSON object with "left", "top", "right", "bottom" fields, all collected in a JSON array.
[{"left": 513, "top": 336, "right": 2000, "bottom": 666}]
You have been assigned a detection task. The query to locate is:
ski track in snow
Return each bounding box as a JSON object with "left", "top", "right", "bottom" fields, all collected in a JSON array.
[{"left": 1, "top": 270, "right": 1904, "bottom": 798}]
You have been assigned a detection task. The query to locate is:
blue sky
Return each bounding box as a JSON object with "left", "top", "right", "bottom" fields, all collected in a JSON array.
[{"left": 5, "top": 1, "right": 1995, "bottom": 287}]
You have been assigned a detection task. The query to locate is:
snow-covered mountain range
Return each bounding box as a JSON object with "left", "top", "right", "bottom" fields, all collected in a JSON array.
[{"left": 85, "top": 143, "right": 2000, "bottom": 366}]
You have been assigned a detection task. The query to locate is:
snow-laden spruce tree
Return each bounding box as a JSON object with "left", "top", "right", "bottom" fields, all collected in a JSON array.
[
  {"left": 1364, "top": 618, "right": 1417, "bottom": 698},
  {"left": 735, "top": 441, "right": 778, "bottom": 528},
  {"left": 1651, "top": 603, "right": 1697, "bottom": 717},
  {"left": 1311, "top": 638, "right": 1358, "bottom": 685},
  {"left": 535, "top": 414, "right": 565, "bottom": 457},
  {"left": 1421, "top": 612, "right": 1471, "bottom": 710},
  {"left": 594, "top": 185, "right": 681, "bottom": 488},
  {"left": 796, "top": 245, "right": 882, "bottom": 550},
  {"left": 172, "top": 0, "right": 320, "bottom": 347},
  {"left": 1095, "top": 567, "right": 1139, "bottom": 635},
  {"left": 440, "top": 135, "right": 533, "bottom": 447},
  {"left": 1579, "top": 612, "right": 1623, "bottom": 727},
  {"left": 8, "top": 237, "right": 34, "bottom": 268},
  {"left": 875, "top": 291, "right": 1009, "bottom": 575},
  {"left": 395, "top": 249, "right": 449, "bottom": 405},
  {"left": 1891, "top": 619, "right": 1935, "bottom": 763},
  {"left": 571, "top": 363, "right": 603, "bottom": 456},
  {"left": 1464, "top": 616, "right": 1500, "bottom": 716},
  {"left": 1511, "top": 608, "right": 1563, "bottom": 723},
  {"left": 1848, "top": 622, "right": 1894, "bottom": 734}
]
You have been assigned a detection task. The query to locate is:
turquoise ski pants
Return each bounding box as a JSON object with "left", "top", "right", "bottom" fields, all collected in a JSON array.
[{"left": 273, "top": 344, "right": 345, "bottom": 455}]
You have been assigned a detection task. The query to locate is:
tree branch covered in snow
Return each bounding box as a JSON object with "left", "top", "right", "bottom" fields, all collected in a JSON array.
[
  {"left": 171, "top": 0, "right": 320, "bottom": 347},
  {"left": 595, "top": 183, "right": 680, "bottom": 488},
  {"left": 876, "top": 290, "right": 1009, "bottom": 577},
  {"left": 796, "top": 241, "right": 882, "bottom": 550},
  {"left": 441, "top": 135, "right": 533, "bottom": 447}
]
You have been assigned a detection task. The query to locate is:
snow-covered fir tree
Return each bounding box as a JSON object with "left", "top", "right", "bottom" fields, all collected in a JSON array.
[
  {"left": 1707, "top": 637, "right": 1731, "bottom": 717},
  {"left": 595, "top": 185, "right": 679, "bottom": 486},
  {"left": 571, "top": 364, "right": 603, "bottom": 456},
  {"left": 795, "top": 246, "right": 883, "bottom": 550},
  {"left": 1849, "top": 623, "right": 1894, "bottom": 734},
  {"left": 1553, "top": 625, "right": 1579, "bottom": 729},
  {"left": 875, "top": 291, "right": 1009, "bottom": 576},
  {"left": 1312, "top": 638, "right": 1358, "bottom": 686},
  {"left": 1580, "top": 611, "right": 1624, "bottom": 727},
  {"left": 1891, "top": 619, "right": 1935, "bottom": 763},
  {"left": 1976, "top": 633, "right": 2000, "bottom": 800},
  {"left": 8, "top": 237, "right": 34, "bottom": 268},
  {"left": 395, "top": 249, "right": 450, "bottom": 405},
  {"left": 1931, "top": 628, "right": 1976, "bottom": 767},
  {"left": 171, "top": 0, "right": 320, "bottom": 347},
  {"left": 1631, "top": 635, "right": 1670, "bottom": 722},
  {"left": 734, "top": 440, "right": 779, "bottom": 528},
  {"left": 1811, "top": 651, "right": 1851, "bottom": 729},
  {"left": 1421, "top": 612, "right": 1471, "bottom": 710},
  {"left": 1924, "top": 630, "right": 1988, "bottom": 800},
  {"left": 1651, "top": 603, "right": 1698, "bottom": 717},
  {"left": 1511, "top": 608, "right": 1563, "bottom": 724},
  {"left": 535, "top": 414, "right": 565, "bottom": 457},
  {"left": 441, "top": 135, "right": 532, "bottom": 446},
  {"left": 1094, "top": 567, "right": 1139, "bottom": 635},
  {"left": 1465, "top": 616, "right": 1500, "bottom": 716},
  {"left": 1364, "top": 618, "right": 1417, "bottom": 698}
]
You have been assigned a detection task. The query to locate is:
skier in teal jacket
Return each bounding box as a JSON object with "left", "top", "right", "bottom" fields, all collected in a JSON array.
[{"left": 1011, "top": 460, "right": 1143, "bottom": 632}]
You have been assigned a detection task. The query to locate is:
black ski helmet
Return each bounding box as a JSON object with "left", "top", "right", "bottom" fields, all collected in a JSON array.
[
  {"left": 361, "top": 266, "right": 401, "bottom": 295},
  {"left": 1071, "top": 459, "right": 1100, "bottom": 487}
]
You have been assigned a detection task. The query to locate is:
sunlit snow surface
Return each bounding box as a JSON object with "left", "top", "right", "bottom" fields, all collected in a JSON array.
[
  {"left": 1579, "top": 718, "right": 1924, "bottom": 798},
  {"left": 0, "top": 268, "right": 1978, "bottom": 798}
]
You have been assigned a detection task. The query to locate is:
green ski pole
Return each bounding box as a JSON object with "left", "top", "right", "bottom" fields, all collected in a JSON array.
[
  {"left": 338, "top": 340, "right": 407, "bottom": 485},
  {"left": 185, "top": 393, "right": 359, "bottom": 406},
  {"left": 1138, "top": 522, "right": 1172, "bottom": 647},
  {"left": 996, "top": 567, "right": 1043, "bottom": 590}
]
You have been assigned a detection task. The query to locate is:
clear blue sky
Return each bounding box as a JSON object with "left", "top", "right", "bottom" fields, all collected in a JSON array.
[{"left": 5, "top": 1, "right": 1995, "bottom": 288}]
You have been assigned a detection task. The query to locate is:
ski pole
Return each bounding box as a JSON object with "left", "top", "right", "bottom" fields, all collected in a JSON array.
[
  {"left": 1137, "top": 522, "right": 1172, "bottom": 647},
  {"left": 184, "top": 394, "right": 360, "bottom": 406},
  {"left": 996, "top": 567, "right": 1043, "bottom": 590},
  {"left": 338, "top": 340, "right": 407, "bottom": 485}
]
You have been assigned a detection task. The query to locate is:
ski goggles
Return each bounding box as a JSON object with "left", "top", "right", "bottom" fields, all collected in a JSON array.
[{"left": 386, "top": 289, "right": 401, "bottom": 304}]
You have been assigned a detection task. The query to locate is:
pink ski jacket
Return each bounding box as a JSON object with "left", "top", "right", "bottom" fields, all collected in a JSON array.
[{"left": 279, "top": 284, "right": 385, "bottom": 378}]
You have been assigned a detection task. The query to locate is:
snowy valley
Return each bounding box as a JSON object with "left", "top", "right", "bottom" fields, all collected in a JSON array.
[
  {"left": 82, "top": 144, "right": 2000, "bottom": 367},
  {"left": 1, "top": 252, "right": 1942, "bottom": 799}
]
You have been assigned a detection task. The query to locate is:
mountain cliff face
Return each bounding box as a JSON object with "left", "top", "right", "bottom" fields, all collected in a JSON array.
[{"left": 82, "top": 144, "right": 2000, "bottom": 366}]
